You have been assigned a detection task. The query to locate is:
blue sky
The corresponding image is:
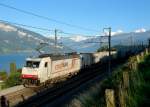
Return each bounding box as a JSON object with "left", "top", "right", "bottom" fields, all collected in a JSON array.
[{"left": 0, "top": 0, "right": 150, "bottom": 36}]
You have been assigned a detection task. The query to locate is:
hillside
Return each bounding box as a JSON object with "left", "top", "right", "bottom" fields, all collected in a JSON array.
[{"left": 0, "top": 21, "right": 74, "bottom": 54}]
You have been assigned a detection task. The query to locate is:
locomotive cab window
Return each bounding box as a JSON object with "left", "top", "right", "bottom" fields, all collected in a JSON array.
[
  {"left": 45, "top": 62, "right": 48, "bottom": 67},
  {"left": 26, "top": 61, "right": 40, "bottom": 68}
]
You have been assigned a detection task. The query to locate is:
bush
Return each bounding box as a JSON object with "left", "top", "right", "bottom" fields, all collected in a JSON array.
[
  {"left": 3, "top": 71, "right": 21, "bottom": 88},
  {"left": 0, "top": 70, "right": 8, "bottom": 80}
]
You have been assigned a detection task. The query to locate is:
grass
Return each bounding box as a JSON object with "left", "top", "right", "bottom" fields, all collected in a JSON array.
[
  {"left": 127, "top": 54, "right": 150, "bottom": 107},
  {"left": 66, "top": 53, "right": 150, "bottom": 107}
]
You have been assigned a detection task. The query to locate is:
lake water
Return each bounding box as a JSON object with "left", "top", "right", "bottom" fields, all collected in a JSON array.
[{"left": 0, "top": 53, "right": 34, "bottom": 72}]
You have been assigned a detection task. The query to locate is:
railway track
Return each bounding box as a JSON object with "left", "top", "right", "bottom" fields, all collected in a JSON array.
[
  {"left": 1, "top": 66, "right": 92, "bottom": 106},
  {"left": 16, "top": 70, "right": 106, "bottom": 107},
  {"left": 15, "top": 56, "right": 128, "bottom": 107},
  {"left": 2, "top": 85, "right": 51, "bottom": 107}
]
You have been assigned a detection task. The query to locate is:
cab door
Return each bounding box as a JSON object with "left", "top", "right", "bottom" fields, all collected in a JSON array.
[
  {"left": 47, "top": 61, "right": 51, "bottom": 78},
  {"left": 39, "top": 61, "right": 48, "bottom": 83},
  {"left": 44, "top": 60, "right": 51, "bottom": 80},
  {"left": 43, "top": 62, "right": 48, "bottom": 81}
]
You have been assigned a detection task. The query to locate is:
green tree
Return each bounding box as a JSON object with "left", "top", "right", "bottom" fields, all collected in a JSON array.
[
  {"left": 97, "top": 46, "right": 116, "bottom": 52},
  {"left": 0, "top": 70, "right": 8, "bottom": 80},
  {"left": 4, "top": 71, "right": 21, "bottom": 88},
  {"left": 3, "top": 62, "right": 22, "bottom": 88},
  {"left": 10, "top": 62, "right": 17, "bottom": 73}
]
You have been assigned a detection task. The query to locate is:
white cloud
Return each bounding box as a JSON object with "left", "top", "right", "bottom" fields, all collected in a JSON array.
[
  {"left": 3, "top": 40, "right": 9, "bottom": 43},
  {"left": 80, "top": 44, "right": 92, "bottom": 48},
  {"left": 134, "top": 28, "right": 146, "bottom": 33},
  {"left": 17, "top": 31, "right": 27, "bottom": 38},
  {"left": 70, "top": 35, "right": 88, "bottom": 42},
  {"left": 33, "top": 37, "right": 44, "bottom": 42},
  {"left": 49, "top": 42, "right": 54, "bottom": 45},
  {"left": 112, "top": 30, "right": 123, "bottom": 36},
  {"left": 27, "top": 34, "right": 33, "bottom": 38},
  {"left": 46, "top": 35, "right": 62, "bottom": 40},
  {"left": 56, "top": 45, "right": 63, "bottom": 49},
  {"left": 0, "top": 23, "right": 17, "bottom": 32},
  {"left": 104, "top": 30, "right": 123, "bottom": 36}
]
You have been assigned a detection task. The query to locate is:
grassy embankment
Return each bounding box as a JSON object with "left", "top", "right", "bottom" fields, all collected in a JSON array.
[{"left": 67, "top": 50, "right": 150, "bottom": 107}]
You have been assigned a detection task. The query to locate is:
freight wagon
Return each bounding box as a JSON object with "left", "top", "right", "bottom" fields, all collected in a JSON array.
[{"left": 80, "top": 51, "right": 116, "bottom": 68}]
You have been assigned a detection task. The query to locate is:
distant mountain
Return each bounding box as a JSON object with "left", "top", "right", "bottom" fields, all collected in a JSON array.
[
  {"left": 58, "top": 31, "right": 150, "bottom": 53},
  {"left": 0, "top": 21, "right": 74, "bottom": 54},
  {"left": 57, "top": 36, "right": 99, "bottom": 52},
  {"left": 0, "top": 21, "right": 149, "bottom": 54}
]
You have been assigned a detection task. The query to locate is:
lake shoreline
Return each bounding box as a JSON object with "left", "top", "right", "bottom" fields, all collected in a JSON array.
[{"left": 0, "top": 52, "right": 36, "bottom": 72}]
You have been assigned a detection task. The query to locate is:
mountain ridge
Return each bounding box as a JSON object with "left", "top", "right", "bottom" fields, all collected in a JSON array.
[
  {"left": 58, "top": 30, "right": 150, "bottom": 52},
  {"left": 0, "top": 21, "right": 75, "bottom": 54},
  {"left": 0, "top": 21, "right": 149, "bottom": 54}
]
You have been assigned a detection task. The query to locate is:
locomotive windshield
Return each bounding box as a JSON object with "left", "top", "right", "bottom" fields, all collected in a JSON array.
[{"left": 26, "top": 61, "right": 40, "bottom": 68}]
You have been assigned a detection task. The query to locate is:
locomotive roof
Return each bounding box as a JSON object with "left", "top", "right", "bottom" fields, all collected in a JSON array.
[
  {"left": 26, "top": 58, "right": 41, "bottom": 62},
  {"left": 39, "top": 54, "right": 79, "bottom": 61}
]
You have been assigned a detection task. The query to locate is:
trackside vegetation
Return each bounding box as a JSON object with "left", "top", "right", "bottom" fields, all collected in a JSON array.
[
  {"left": 0, "top": 62, "right": 21, "bottom": 89},
  {"left": 66, "top": 50, "right": 150, "bottom": 107}
]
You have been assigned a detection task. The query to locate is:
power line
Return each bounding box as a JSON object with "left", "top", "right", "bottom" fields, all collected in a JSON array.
[
  {"left": 0, "top": 3, "right": 99, "bottom": 32},
  {"left": 0, "top": 19, "right": 97, "bottom": 37},
  {"left": 59, "top": 31, "right": 94, "bottom": 37},
  {"left": 0, "top": 19, "right": 53, "bottom": 31}
]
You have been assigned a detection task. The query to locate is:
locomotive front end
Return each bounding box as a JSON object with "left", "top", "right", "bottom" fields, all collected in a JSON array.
[{"left": 21, "top": 58, "right": 41, "bottom": 86}]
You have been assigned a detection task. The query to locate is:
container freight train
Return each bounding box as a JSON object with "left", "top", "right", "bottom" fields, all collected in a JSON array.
[{"left": 21, "top": 51, "right": 116, "bottom": 86}]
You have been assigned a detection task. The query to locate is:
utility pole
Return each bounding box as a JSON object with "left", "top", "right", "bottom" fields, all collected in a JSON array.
[
  {"left": 103, "top": 27, "right": 111, "bottom": 75},
  {"left": 148, "top": 38, "right": 150, "bottom": 52},
  {"left": 130, "top": 36, "right": 133, "bottom": 47},
  {"left": 148, "top": 38, "right": 150, "bottom": 48},
  {"left": 54, "top": 29, "right": 57, "bottom": 54},
  {"left": 87, "top": 27, "right": 112, "bottom": 75},
  {"left": 142, "top": 41, "right": 144, "bottom": 49}
]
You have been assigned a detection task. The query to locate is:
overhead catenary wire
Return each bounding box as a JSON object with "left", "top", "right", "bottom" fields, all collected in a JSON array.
[
  {"left": 0, "top": 19, "right": 97, "bottom": 37},
  {"left": 0, "top": 3, "right": 99, "bottom": 32},
  {"left": 0, "top": 19, "right": 53, "bottom": 31},
  {"left": 0, "top": 19, "right": 77, "bottom": 53},
  {"left": 59, "top": 31, "right": 96, "bottom": 37}
]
